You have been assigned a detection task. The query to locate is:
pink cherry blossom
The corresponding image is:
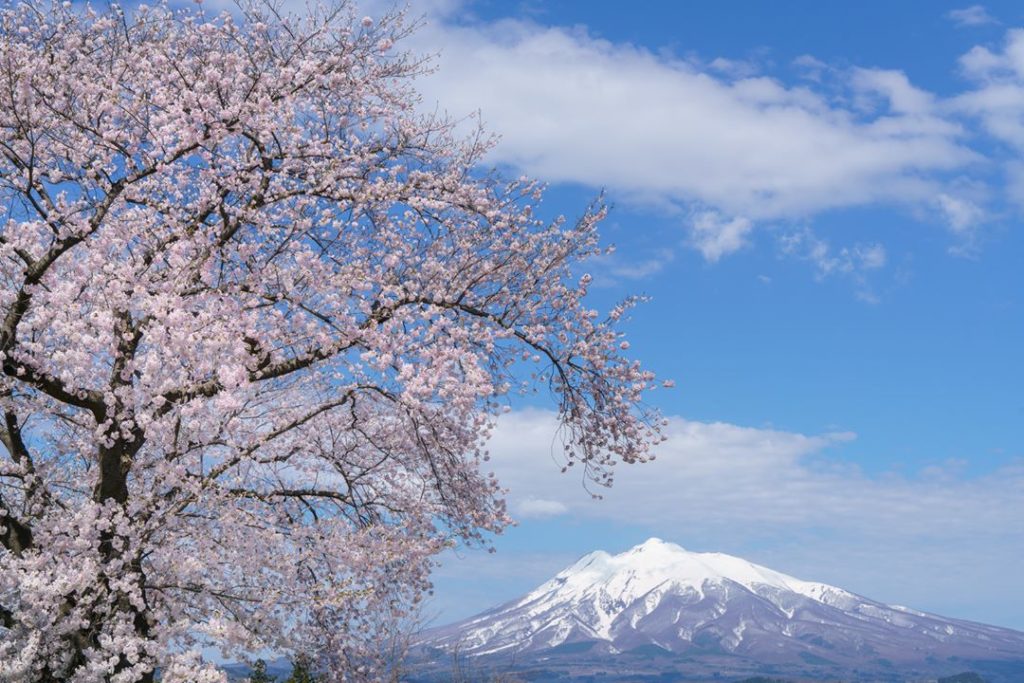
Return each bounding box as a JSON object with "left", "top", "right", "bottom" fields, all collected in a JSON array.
[{"left": 0, "top": 1, "right": 662, "bottom": 681}]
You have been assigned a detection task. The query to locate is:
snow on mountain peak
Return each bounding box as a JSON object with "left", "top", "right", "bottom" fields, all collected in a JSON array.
[{"left": 531, "top": 538, "right": 845, "bottom": 609}]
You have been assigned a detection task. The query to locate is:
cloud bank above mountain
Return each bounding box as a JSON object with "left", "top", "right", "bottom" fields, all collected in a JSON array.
[{"left": 450, "top": 408, "right": 1024, "bottom": 629}]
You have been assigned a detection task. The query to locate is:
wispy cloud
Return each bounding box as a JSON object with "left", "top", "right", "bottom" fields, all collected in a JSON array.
[
  {"left": 590, "top": 247, "right": 675, "bottom": 284},
  {"left": 948, "top": 5, "right": 998, "bottom": 28},
  {"left": 778, "top": 228, "right": 887, "bottom": 301}
]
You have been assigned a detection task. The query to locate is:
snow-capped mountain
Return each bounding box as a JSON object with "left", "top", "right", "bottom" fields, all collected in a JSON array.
[{"left": 417, "top": 538, "right": 1024, "bottom": 681}]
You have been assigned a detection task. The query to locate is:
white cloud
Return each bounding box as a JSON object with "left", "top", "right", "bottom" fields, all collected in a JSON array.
[
  {"left": 948, "top": 5, "right": 997, "bottom": 28},
  {"left": 945, "top": 29, "right": 1024, "bottom": 224},
  {"left": 856, "top": 242, "right": 888, "bottom": 269},
  {"left": 688, "top": 211, "right": 754, "bottom": 262},
  {"left": 936, "top": 192, "right": 986, "bottom": 235},
  {"left": 954, "top": 30, "right": 1024, "bottom": 149},
  {"left": 514, "top": 497, "right": 568, "bottom": 519},
  {"left": 410, "top": 12, "right": 976, "bottom": 264},
  {"left": 486, "top": 409, "right": 1024, "bottom": 547},
  {"left": 950, "top": 31, "right": 1024, "bottom": 158}
]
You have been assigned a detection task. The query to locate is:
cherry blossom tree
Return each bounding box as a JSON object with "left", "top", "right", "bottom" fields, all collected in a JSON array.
[{"left": 0, "top": 1, "right": 663, "bottom": 680}]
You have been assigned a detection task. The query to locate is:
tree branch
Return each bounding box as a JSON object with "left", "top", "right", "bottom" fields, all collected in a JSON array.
[{"left": 2, "top": 358, "right": 104, "bottom": 416}]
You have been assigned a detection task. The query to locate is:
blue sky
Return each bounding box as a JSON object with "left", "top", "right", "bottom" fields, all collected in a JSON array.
[{"left": 393, "top": 1, "right": 1024, "bottom": 631}]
